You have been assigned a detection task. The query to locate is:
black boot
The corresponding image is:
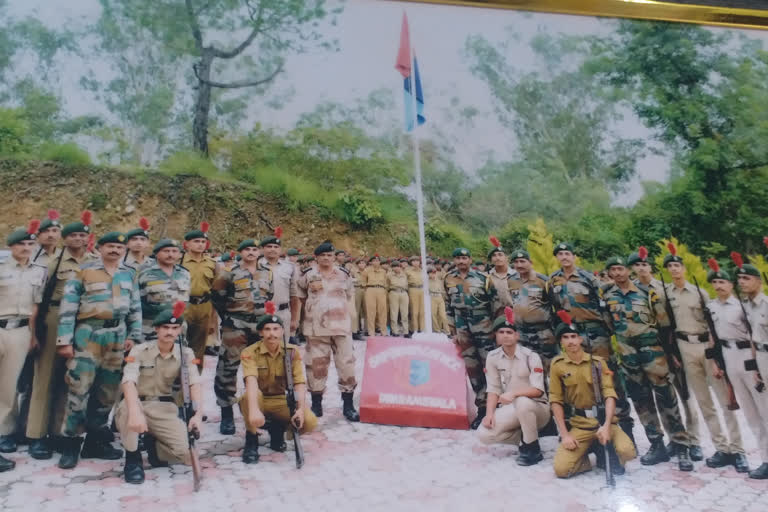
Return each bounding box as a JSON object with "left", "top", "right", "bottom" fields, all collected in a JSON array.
[
  {"left": 470, "top": 408, "right": 486, "bottom": 430},
  {"left": 0, "top": 454, "right": 14, "bottom": 472},
  {"left": 0, "top": 435, "right": 17, "bottom": 453},
  {"left": 640, "top": 438, "right": 670, "bottom": 465},
  {"left": 706, "top": 451, "right": 731, "bottom": 468},
  {"left": 749, "top": 462, "right": 768, "bottom": 479},
  {"left": 267, "top": 422, "right": 287, "bottom": 452},
  {"left": 242, "top": 432, "right": 260, "bottom": 464},
  {"left": 80, "top": 430, "right": 122, "bottom": 460},
  {"left": 516, "top": 440, "right": 543, "bottom": 466},
  {"left": 352, "top": 332, "right": 362, "bottom": 341},
  {"left": 618, "top": 417, "right": 636, "bottom": 449},
  {"left": 689, "top": 445, "right": 703, "bottom": 461},
  {"left": 144, "top": 434, "right": 168, "bottom": 468},
  {"left": 342, "top": 392, "right": 360, "bottom": 422},
  {"left": 732, "top": 453, "right": 750, "bottom": 473},
  {"left": 58, "top": 437, "right": 83, "bottom": 469},
  {"left": 123, "top": 450, "right": 145, "bottom": 484},
  {"left": 311, "top": 393, "right": 323, "bottom": 418},
  {"left": 538, "top": 417, "right": 559, "bottom": 437},
  {"left": 677, "top": 446, "right": 694, "bottom": 472},
  {"left": 28, "top": 437, "right": 53, "bottom": 460},
  {"left": 220, "top": 406, "right": 235, "bottom": 435}
]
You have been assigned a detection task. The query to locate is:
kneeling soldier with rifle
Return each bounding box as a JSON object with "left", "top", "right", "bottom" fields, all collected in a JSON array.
[
  {"left": 117, "top": 302, "right": 203, "bottom": 485},
  {"left": 550, "top": 311, "right": 637, "bottom": 480},
  {"left": 239, "top": 301, "right": 317, "bottom": 465}
]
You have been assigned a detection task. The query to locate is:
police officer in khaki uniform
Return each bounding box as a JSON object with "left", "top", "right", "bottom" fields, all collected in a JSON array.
[
  {"left": 181, "top": 223, "right": 217, "bottom": 370},
  {"left": 238, "top": 304, "right": 318, "bottom": 464},
  {"left": 117, "top": 305, "right": 203, "bottom": 484},
  {"left": 258, "top": 229, "right": 300, "bottom": 343},
  {"left": 32, "top": 210, "right": 62, "bottom": 267},
  {"left": 387, "top": 262, "right": 410, "bottom": 336},
  {"left": 428, "top": 266, "right": 449, "bottom": 334},
  {"left": 406, "top": 256, "right": 425, "bottom": 334},
  {"left": 0, "top": 222, "right": 47, "bottom": 471},
  {"left": 477, "top": 307, "right": 550, "bottom": 466},
  {"left": 361, "top": 255, "right": 388, "bottom": 336},
  {"left": 351, "top": 258, "right": 366, "bottom": 339}
]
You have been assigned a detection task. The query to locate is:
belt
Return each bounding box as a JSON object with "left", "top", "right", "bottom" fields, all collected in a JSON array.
[
  {"left": 721, "top": 339, "right": 752, "bottom": 350},
  {"left": 229, "top": 313, "right": 261, "bottom": 324},
  {"left": 278, "top": 303, "right": 289, "bottom": 311},
  {"left": 755, "top": 342, "right": 768, "bottom": 353},
  {"left": 189, "top": 294, "right": 211, "bottom": 305},
  {"left": 429, "top": 292, "right": 442, "bottom": 297},
  {"left": 367, "top": 285, "right": 385, "bottom": 289},
  {"left": 139, "top": 395, "right": 175, "bottom": 403},
  {"left": 573, "top": 407, "right": 600, "bottom": 419},
  {"left": 81, "top": 318, "right": 122, "bottom": 328},
  {"left": 390, "top": 288, "right": 407, "bottom": 293},
  {"left": 49, "top": 300, "right": 61, "bottom": 307},
  {"left": 676, "top": 332, "right": 709, "bottom": 343},
  {"left": 262, "top": 393, "right": 284, "bottom": 397},
  {"left": 409, "top": 285, "right": 423, "bottom": 289},
  {"left": 0, "top": 317, "right": 29, "bottom": 329},
  {"left": 575, "top": 321, "right": 604, "bottom": 329}
]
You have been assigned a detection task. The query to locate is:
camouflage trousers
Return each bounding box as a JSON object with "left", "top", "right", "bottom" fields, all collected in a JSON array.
[
  {"left": 518, "top": 322, "right": 559, "bottom": 372},
  {"left": 576, "top": 322, "right": 634, "bottom": 435},
  {"left": 616, "top": 334, "right": 688, "bottom": 445},
  {"left": 455, "top": 328, "right": 496, "bottom": 409},
  {"left": 215, "top": 316, "right": 260, "bottom": 408},
  {"left": 305, "top": 335, "right": 357, "bottom": 394},
  {"left": 61, "top": 320, "right": 126, "bottom": 437}
]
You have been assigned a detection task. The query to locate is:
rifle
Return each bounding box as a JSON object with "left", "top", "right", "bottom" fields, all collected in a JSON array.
[
  {"left": 659, "top": 273, "right": 690, "bottom": 401},
  {"left": 588, "top": 343, "right": 615, "bottom": 488},
  {"left": 692, "top": 276, "right": 739, "bottom": 410},
  {"left": 283, "top": 335, "right": 305, "bottom": 469},
  {"left": 36, "top": 248, "right": 65, "bottom": 349},
  {"left": 178, "top": 334, "right": 202, "bottom": 491},
  {"left": 734, "top": 280, "right": 765, "bottom": 393}
]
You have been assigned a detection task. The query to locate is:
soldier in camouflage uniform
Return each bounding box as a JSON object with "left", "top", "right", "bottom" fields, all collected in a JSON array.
[
  {"left": 603, "top": 256, "right": 693, "bottom": 471},
  {"left": 56, "top": 231, "right": 142, "bottom": 469},
  {"left": 444, "top": 247, "right": 497, "bottom": 429},
  {"left": 486, "top": 240, "right": 519, "bottom": 316},
  {"left": 137, "top": 239, "right": 190, "bottom": 343},
  {"left": 211, "top": 238, "right": 273, "bottom": 435},
  {"left": 297, "top": 242, "right": 360, "bottom": 422}
]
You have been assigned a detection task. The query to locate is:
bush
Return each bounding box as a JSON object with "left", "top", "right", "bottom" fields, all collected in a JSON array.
[
  {"left": 336, "top": 187, "right": 383, "bottom": 230},
  {"left": 393, "top": 227, "right": 419, "bottom": 254},
  {"left": 0, "top": 108, "right": 28, "bottom": 155},
  {"left": 158, "top": 150, "right": 219, "bottom": 178},
  {"left": 39, "top": 142, "right": 92, "bottom": 166},
  {"left": 88, "top": 191, "right": 108, "bottom": 210}
]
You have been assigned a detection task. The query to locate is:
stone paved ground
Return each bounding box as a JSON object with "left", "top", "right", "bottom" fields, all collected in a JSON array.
[{"left": 1, "top": 338, "right": 767, "bottom": 512}]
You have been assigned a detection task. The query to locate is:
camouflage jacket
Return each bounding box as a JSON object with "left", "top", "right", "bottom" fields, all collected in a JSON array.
[
  {"left": 297, "top": 266, "right": 354, "bottom": 337},
  {"left": 602, "top": 281, "right": 668, "bottom": 340},
  {"left": 548, "top": 267, "right": 609, "bottom": 328},
  {"left": 137, "top": 263, "right": 191, "bottom": 337},
  {"left": 211, "top": 263, "right": 273, "bottom": 320},
  {"left": 443, "top": 269, "right": 496, "bottom": 335},
  {"left": 56, "top": 261, "right": 142, "bottom": 346},
  {"left": 509, "top": 271, "right": 552, "bottom": 326}
]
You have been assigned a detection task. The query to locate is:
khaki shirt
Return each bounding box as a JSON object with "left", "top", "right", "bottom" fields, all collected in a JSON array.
[
  {"left": 122, "top": 342, "right": 201, "bottom": 398},
  {"left": 745, "top": 293, "right": 768, "bottom": 345},
  {"left": 361, "top": 267, "right": 387, "bottom": 288},
  {"left": 549, "top": 353, "right": 618, "bottom": 429},
  {"left": 406, "top": 267, "right": 424, "bottom": 287},
  {"left": 0, "top": 258, "right": 46, "bottom": 318},
  {"left": 485, "top": 345, "right": 547, "bottom": 404},
  {"left": 708, "top": 296, "right": 750, "bottom": 342},
  {"left": 297, "top": 267, "right": 354, "bottom": 336},
  {"left": 33, "top": 246, "right": 61, "bottom": 267},
  {"left": 241, "top": 341, "right": 305, "bottom": 396},
  {"left": 49, "top": 249, "right": 98, "bottom": 303},
  {"left": 261, "top": 259, "right": 299, "bottom": 307},
  {"left": 181, "top": 253, "right": 217, "bottom": 297},
  {"left": 428, "top": 277, "right": 445, "bottom": 297},
  {"left": 488, "top": 266, "right": 518, "bottom": 312},
  {"left": 665, "top": 281, "right": 709, "bottom": 334},
  {"left": 510, "top": 271, "right": 551, "bottom": 325},
  {"left": 387, "top": 272, "right": 409, "bottom": 292}
]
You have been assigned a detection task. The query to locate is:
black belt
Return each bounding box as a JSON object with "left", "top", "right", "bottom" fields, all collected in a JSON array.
[
  {"left": 278, "top": 303, "right": 289, "bottom": 311},
  {"left": 139, "top": 395, "right": 175, "bottom": 403},
  {"left": 49, "top": 300, "right": 61, "bottom": 307},
  {"left": 409, "top": 285, "right": 423, "bottom": 289},
  {"left": 0, "top": 318, "right": 29, "bottom": 329},
  {"left": 367, "top": 285, "right": 385, "bottom": 288},
  {"left": 676, "top": 332, "right": 709, "bottom": 343},
  {"left": 189, "top": 294, "right": 210, "bottom": 305},
  {"left": 573, "top": 407, "right": 600, "bottom": 419},
  {"left": 755, "top": 343, "right": 768, "bottom": 353},
  {"left": 721, "top": 339, "right": 752, "bottom": 350},
  {"left": 82, "top": 318, "right": 121, "bottom": 328}
]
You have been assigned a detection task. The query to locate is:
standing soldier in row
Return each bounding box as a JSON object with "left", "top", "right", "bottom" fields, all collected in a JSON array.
[
  {"left": 444, "top": 248, "right": 496, "bottom": 429},
  {"left": 297, "top": 242, "right": 360, "bottom": 422},
  {"left": 335, "top": 249, "right": 347, "bottom": 268},
  {"left": 428, "top": 266, "right": 449, "bottom": 334},
  {"left": 181, "top": 222, "right": 217, "bottom": 371},
  {"left": 137, "top": 239, "right": 190, "bottom": 343},
  {"left": 258, "top": 227, "right": 300, "bottom": 343},
  {"left": 663, "top": 245, "right": 743, "bottom": 463},
  {"left": 362, "top": 255, "right": 387, "bottom": 337},
  {"left": 33, "top": 210, "right": 62, "bottom": 266},
  {"left": 603, "top": 256, "right": 693, "bottom": 471},
  {"left": 387, "top": 260, "right": 410, "bottom": 337},
  {"left": 0, "top": 222, "right": 47, "bottom": 472},
  {"left": 56, "top": 231, "right": 142, "bottom": 469},
  {"left": 706, "top": 259, "right": 758, "bottom": 475},
  {"left": 26, "top": 214, "right": 98, "bottom": 460},
  {"left": 406, "top": 256, "right": 425, "bottom": 335},
  {"left": 509, "top": 249, "right": 558, "bottom": 370},
  {"left": 211, "top": 239, "right": 273, "bottom": 435},
  {"left": 286, "top": 248, "right": 300, "bottom": 265},
  {"left": 486, "top": 237, "right": 517, "bottom": 315},
  {"left": 351, "top": 258, "right": 366, "bottom": 340},
  {"left": 123, "top": 218, "right": 151, "bottom": 276}
]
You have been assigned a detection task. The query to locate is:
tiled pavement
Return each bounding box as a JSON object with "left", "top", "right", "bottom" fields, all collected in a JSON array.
[{"left": 1, "top": 338, "right": 766, "bottom": 512}]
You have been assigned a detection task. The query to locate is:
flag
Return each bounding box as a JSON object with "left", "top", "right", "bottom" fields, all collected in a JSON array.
[
  {"left": 395, "top": 12, "right": 411, "bottom": 78},
  {"left": 404, "top": 56, "right": 425, "bottom": 132}
]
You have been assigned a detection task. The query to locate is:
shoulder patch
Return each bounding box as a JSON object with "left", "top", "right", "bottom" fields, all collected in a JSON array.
[
  {"left": 338, "top": 266, "right": 350, "bottom": 276},
  {"left": 124, "top": 356, "right": 135, "bottom": 363},
  {"left": 533, "top": 367, "right": 544, "bottom": 373},
  {"left": 302, "top": 267, "right": 312, "bottom": 275}
]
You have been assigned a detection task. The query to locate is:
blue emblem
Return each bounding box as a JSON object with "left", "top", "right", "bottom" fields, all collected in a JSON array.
[{"left": 409, "top": 359, "right": 430, "bottom": 386}]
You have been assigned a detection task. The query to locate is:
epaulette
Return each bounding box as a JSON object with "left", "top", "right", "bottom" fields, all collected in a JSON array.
[
  {"left": 302, "top": 267, "right": 313, "bottom": 275},
  {"left": 634, "top": 281, "right": 650, "bottom": 294},
  {"left": 535, "top": 272, "right": 549, "bottom": 282},
  {"left": 549, "top": 268, "right": 563, "bottom": 279},
  {"left": 175, "top": 264, "right": 191, "bottom": 274},
  {"left": 550, "top": 354, "right": 566, "bottom": 366},
  {"left": 599, "top": 282, "right": 614, "bottom": 295},
  {"left": 338, "top": 266, "right": 350, "bottom": 276},
  {"left": 577, "top": 267, "right": 597, "bottom": 282}
]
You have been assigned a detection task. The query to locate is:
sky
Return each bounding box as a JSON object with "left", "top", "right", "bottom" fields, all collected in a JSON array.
[{"left": 9, "top": 0, "right": 768, "bottom": 205}]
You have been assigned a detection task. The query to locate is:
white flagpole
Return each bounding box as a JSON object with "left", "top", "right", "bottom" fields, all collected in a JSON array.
[{"left": 408, "top": 43, "right": 433, "bottom": 335}]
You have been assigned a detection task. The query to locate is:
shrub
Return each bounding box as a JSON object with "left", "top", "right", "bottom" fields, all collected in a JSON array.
[
  {"left": 158, "top": 150, "right": 219, "bottom": 178},
  {"left": 0, "top": 108, "right": 28, "bottom": 155},
  {"left": 337, "top": 187, "right": 383, "bottom": 230},
  {"left": 39, "top": 142, "right": 91, "bottom": 166}
]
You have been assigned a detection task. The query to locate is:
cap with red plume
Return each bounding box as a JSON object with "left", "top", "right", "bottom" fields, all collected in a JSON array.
[
  {"left": 256, "top": 300, "right": 283, "bottom": 330},
  {"left": 139, "top": 217, "right": 150, "bottom": 231},
  {"left": 707, "top": 258, "right": 720, "bottom": 273},
  {"left": 557, "top": 310, "right": 573, "bottom": 326},
  {"left": 172, "top": 301, "right": 186, "bottom": 320},
  {"left": 667, "top": 242, "right": 677, "bottom": 256},
  {"left": 48, "top": 209, "right": 60, "bottom": 221},
  {"left": 554, "top": 310, "right": 580, "bottom": 340},
  {"left": 184, "top": 222, "right": 210, "bottom": 241},
  {"left": 38, "top": 209, "right": 61, "bottom": 232},
  {"left": 152, "top": 300, "right": 187, "bottom": 327},
  {"left": 731, "top": 251, "right": 744, "bottom": 270},
  {"left": 662, "top": 241, "right": 683, "bottom": 267},
  {"left": 706, "top": 257, "right": 730, "bottom": 283},
  {"left": 487, "top": 236, "right": 504, "bottom": 260},
  {"left": 638, "top": 246, "right": 648, "bottom": 260},
  {"left": 730, "top": 251, "right": 761, "bottom": 278},
  {"left": 126, "top": 217, "right": 151, "bottom": 241},
  {"left": 492, "top": 306, "right": 518, "bottom": 332},
  {"left": 27, "top": 219, "right": 41, "bottom": 235}
]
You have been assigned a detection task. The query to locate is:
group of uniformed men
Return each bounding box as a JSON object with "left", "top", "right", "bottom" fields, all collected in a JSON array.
[{"left": 1, "top": 209, "right": 767, "bottom": 483}]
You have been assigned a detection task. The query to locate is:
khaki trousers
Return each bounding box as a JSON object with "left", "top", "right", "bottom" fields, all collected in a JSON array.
[
  {"left": 239, "top": 393, "right": 318, "bottom": 435},
  {"left": 352, "top": 287, "right": 365, "bottom": 333},
  {"left": 724, "top": 344, "right": 768, "bottom": 461},
  {"left": 185, "top": 301, "right": 212, "bottom": 372},
  {"left": 0, "top": 325, "right": 32, "bottom": 435},
  {"left": 365, "top": 288, "right": 387, "bottom": 335},
  {"left": 476, "top": 397, "right": 550, "bottom": 445},
  {"left": 431, "top": 295, "right": 449, "bottom": 334},
  {"left": 388, "top": 291, "right": 409, "bottom": 335},
  {"left": 678, "top": 339, "right": 743, "bottom": 453},
  {"left": 26, "top": 307, "right": 68, "bottom": 439},
  {"left": 554, "top": 424, "right": 636, "bottom": 478},
  {"left": 116, "top": 399, "right": 190, "bottom": 464},
  {"left": 408, "top": 288, "right": 425, "bottom": 332}
]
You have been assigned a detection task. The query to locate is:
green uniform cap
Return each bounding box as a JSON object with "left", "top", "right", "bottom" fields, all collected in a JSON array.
[
  {"left": 734, "top": 264, "right": 761, "bottom": 278},
  {"left": 452, "top": 248, "right": 471, "bottom": 258},
  {"left": 153, "top": 238, "right": 181, "bottom": 254},
  {"left": 491, "top": 315, "right": 517, "bottom": 333},
  {"left": 6, "top": 228, "right": 37, "bottom": 246},
  {"left": 553, "top": 242, "right": 574, "bottom": 256},
  {"left": 707, "top": 269, "right": 732, "bottom": 282},
  {"left": 315, "top": 242, "right": 334, "bottom": 256},
  {"left": 237, "top": 239, "right": 258, "bottom": 252},
  {"left": 152, "top": 308, "right": 185, "bottom": 327},
  {"left": 604, "top": 256, "right": 627, "bottom": 271},
  {"left": 259, "top": 235, "right": 281, "bottom": 247},
  {"left": 97, "top": 231, "right": 126, "bottom": 245},
  {"left": 662, "top": 254, "right": 683, "bottom": 267},
  {"left": 510, "top": 249, "right": 530, "bottom": 261},
  {"left": 335, "top": 250, "right": 346, "bottom": 256},
  {"left": 256, "top": 313, "right": 284, "bottom": 331},
  {"left": 554, "top": 322, "right": 581, "bottom": 340},
  {"left": 220, "top": 253, "right": 231, "bottom": 262},
  {"left": 368, "top": 254, "right": 380, "bottom": 263},
  {"left": 286, "top": 248, "right": 300, "bottom": 256},
  {"left": 39, "top": 218, "right": 61, "bottom": 231},
  {"left": 626, "top": 252, "right": 649, "bottom": 266},
  {"left": 487, "top": 246, "right": 505, "bottom": 261},
  {"left": 61, "top": 222, "right": 90, "bottom": 237},
  {"left": 235, "top": 254, "right": 242, "bottom": 261},
  {"left": 125, "top": 228, "right": 150, "bottom": 241}
]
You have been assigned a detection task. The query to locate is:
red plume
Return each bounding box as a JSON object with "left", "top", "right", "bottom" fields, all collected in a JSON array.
[
  {"left": 374, "top": 253, "right": 379, "bottom": 257},
  {"left": 86, "top": 233, "right": 95, "bottom": 253},
  {"left": 707, "top": 258, "right": 720, "bottom": 273},
  {"left": 489, "top": 236, "right": 501, "bottom": 248},
  {"left": 667, "top": 242, "right": 677, "bottom": 256},
  {"left": 139, "top": 217, "right": 150, "bottom": 230},
  {"left": 27, "top": 219, "right": 41, "bottom": 234},
  {"left": 274, "top": 226, "right": 283, "bottom": 239},
  {"left": 730, "top": 251, "right": 744, "bottom": 269},
  {"left": 205, "top": 239, "right": 210, "bottom": 251},
  {"left": 229, "top": 251, "right": 235, "bottom": 259},
  {"left": 763, "top": 236, "right": 768, "bottom": 249},
  {"left": 81, "top": 210, "right": 92, "bottom": 227},
  {"left": 556, "top": 310, "right": 573, "bottom": 326},
  {"left": 172, "top": 300, "right": 186, "bottom": 319},
  {"left": 200, "top": 221, "right": 209, "bottom": 233},
  {"left": 47, "top": 209, "right": 60, "bottom": 221},
  {"left": 265, "top": 301, "right": 276, "bottom": 315},
  {"left": 504, "top": 306, "right": 515, "bottom": 325},
  {"left": 638, "top": 246, "right": 648, "bottom": 260}
]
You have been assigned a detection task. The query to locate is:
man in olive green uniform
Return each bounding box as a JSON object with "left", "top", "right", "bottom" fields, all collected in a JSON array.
[
  {"left": 181, "top": 225, "right": 217, "bottom": 370},
  {"left": 238, "top": 305, "right": 318, "bottom": 464},
  {"left": 387, "top": 262, "right": 410, "bottom": 336},
  {"left": 362, "top": 255, "right": 388, "bottom": 336}
]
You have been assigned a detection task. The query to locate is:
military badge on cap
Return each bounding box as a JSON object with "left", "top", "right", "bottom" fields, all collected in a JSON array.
[{"left": 38, "top": 209, "right": 61, "bottom": 231}]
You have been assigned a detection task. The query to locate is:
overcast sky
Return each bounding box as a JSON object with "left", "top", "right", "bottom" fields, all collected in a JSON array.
[{"left": 9, "top": 0, "right": 768, "bottom": 205}]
